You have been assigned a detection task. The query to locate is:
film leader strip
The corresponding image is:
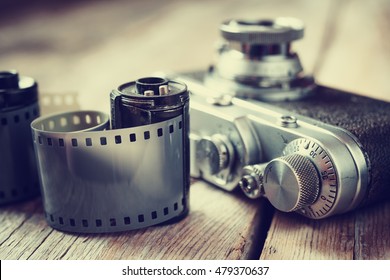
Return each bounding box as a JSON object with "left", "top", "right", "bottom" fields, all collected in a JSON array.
[
  {"left": 0, "top": 102, "right": 40, "bottom": 205},
  {"left": 31, "top": 111, "right": 187, "bottom": 233}
]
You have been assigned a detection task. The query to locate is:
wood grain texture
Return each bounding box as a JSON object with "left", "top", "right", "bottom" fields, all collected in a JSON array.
[
  {"left": 0, "top": 0, "right": 389, "bottom": 260},
  {"left": 0, "top": 182, "right": 269, "bottom": 260},
  {"left": 353, "top": 202, "right": 390, "bottom": 260},
  {"left": 260, "top": 201, "right": 390, "bottom": 260},
  {"left": 260, "top": 212, "right": 355, "bottom": 260}
]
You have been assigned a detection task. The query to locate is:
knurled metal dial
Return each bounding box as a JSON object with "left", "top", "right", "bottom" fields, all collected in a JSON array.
[
  {"left": 263, "top": 153, "right": 320, "bottom": 212},
  {"left": 220, "top": 17, "right": 304, "bottom": 44},
  {"left": 282, "top": 138, "right": 338, "bottom": 218}
]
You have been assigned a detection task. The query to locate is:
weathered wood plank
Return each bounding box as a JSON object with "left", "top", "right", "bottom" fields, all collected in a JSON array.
[
  {"left": 0, "top": 200, "right": 53, "bottom": 260},
  {"left": 260, "top": 201, "right": 390, "bottom": 260},
  {"left": 354, "top": 201, "right": 390, "bottom": 260},
  {"left": 0, "top": 182, "right": 268, "bottom": 260},
  {"left": 260, "top": 211, "right": 355, "bottom": 260}
]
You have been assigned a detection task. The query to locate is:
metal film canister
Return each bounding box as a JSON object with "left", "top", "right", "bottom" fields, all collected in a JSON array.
[
  {"left": 0, "top": 70, "right": 40, "bottom": 205},
  {"left": 31, "top": 77, "right": 190, "bottom": 233}
]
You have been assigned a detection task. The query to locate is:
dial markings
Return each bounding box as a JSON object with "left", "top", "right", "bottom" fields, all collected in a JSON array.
[{"left": 283, "top": 138, "right": 338, "bottom": 219}]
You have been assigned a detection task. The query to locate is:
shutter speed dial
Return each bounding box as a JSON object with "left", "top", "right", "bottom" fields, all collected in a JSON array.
[{"left": 239, "top": 138, "right": 338, "bottom": 218}]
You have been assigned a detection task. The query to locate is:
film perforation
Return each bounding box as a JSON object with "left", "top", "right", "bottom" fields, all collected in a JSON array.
[
  {"left": 40, "top": 93, "right": 78, "bottom": 113},
  {"left": 138, "top": 215, "right": 144, "bottom": 223},
  {"left": 44, "top": 199, "right": 184, "bottom": 232},
  {"left": 32, "top": 111, "right": 187, "bottom": 233},
  {"left": 33, "top": 115, "right": 183, "bottom": 149},
  {"left": 86, "top": 138, "right": 92, "bottom": 146},
  {"left": 0, "top": 104, "right": 38, "bottom": 127},
  {"left": 157, "top": 128, "right": 163, "bottom": 137},
  {"left": 71, "top": 138, "right": 78, "bottom": 147},
  {"left": 124, "top": 217, "right": 131, "bottom": 225},
  {"left": 129, "top": 133, "right": 136, "bottom": 142},
  {"left": 100, "top": 137, "right": 107, "bottom": 145},
  {"left": 0, "top": 102, "right": 40, "bottom": 205},
  {"left": 0, "top": 181, "right": 40, "bottom": 202},
  {"left": 115, "top": 135, "right": 122, "bottom": 144},
  {"left": 59, "top": 138, "right": 65, "bottom": 147},
  {"left": 96, "top": 219, "right": 102, "bottom": 227},
  {"left": 110, "top": 218, "right": 117, "bottom": 226}
]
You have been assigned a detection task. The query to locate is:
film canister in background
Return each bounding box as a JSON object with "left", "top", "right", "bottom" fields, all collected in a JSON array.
[
  {"left": 31, "top": 77, "right": 190, "bottom": 233},
  {"left": 0, "top": 70, "right": 40, "bottom": 205}
]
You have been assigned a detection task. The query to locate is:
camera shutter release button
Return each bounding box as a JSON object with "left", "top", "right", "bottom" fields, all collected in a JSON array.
[{"left": 263, "top": 154, "right": 320, "bottom": 212}]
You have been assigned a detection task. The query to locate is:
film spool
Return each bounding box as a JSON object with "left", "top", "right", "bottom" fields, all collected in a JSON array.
[
  {"left": 31, "top": 78, "right": 190, "bottom": 233},
  {"left": 0, "top": 71, "right": 40, "bottom": 205}
]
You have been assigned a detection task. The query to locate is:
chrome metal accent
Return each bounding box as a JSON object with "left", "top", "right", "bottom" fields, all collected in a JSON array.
[{"left": 178, "top": 76, "right": 370, "bottom": 218}]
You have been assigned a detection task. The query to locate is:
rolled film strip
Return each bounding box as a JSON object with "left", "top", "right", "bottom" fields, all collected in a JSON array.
[
  {"left": 31, "top": 78, "right": 190, "bottom": 233},
  {"left": 0, "top": 71, "right": 40, "bottom": 205}
]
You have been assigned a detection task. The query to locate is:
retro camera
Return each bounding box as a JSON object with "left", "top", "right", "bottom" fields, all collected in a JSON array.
[{"left": 175, "top": 17, "right": 390, "bottom": 219}]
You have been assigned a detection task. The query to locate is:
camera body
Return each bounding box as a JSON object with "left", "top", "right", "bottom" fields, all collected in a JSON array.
[{"left": 174, "top": 18, "right": 390, "bottom": 219}]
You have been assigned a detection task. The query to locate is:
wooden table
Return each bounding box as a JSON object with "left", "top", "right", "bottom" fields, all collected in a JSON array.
[{"left": 1, "top": 0, "right": 389, "bottom": 260}]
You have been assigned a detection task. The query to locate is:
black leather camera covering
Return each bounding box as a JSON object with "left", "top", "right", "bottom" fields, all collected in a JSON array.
[{"left": 272, "top": 86, "right": 390, "bottom": 207}]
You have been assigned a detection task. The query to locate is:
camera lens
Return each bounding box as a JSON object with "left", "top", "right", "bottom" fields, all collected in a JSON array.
[
  {"left": 220, "top": 18, "right": 304, "bottom": 44},
  {"left": 205, "top": 17, "right": 316, "bottom": 101}
]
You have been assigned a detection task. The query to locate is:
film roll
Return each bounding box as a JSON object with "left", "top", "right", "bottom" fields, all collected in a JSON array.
[
  {"left": 0, "top": 71, "right": 40, "bottom": 205},
  {"left": 31, "top": 77, "right": 190, "bottom": 233}
]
